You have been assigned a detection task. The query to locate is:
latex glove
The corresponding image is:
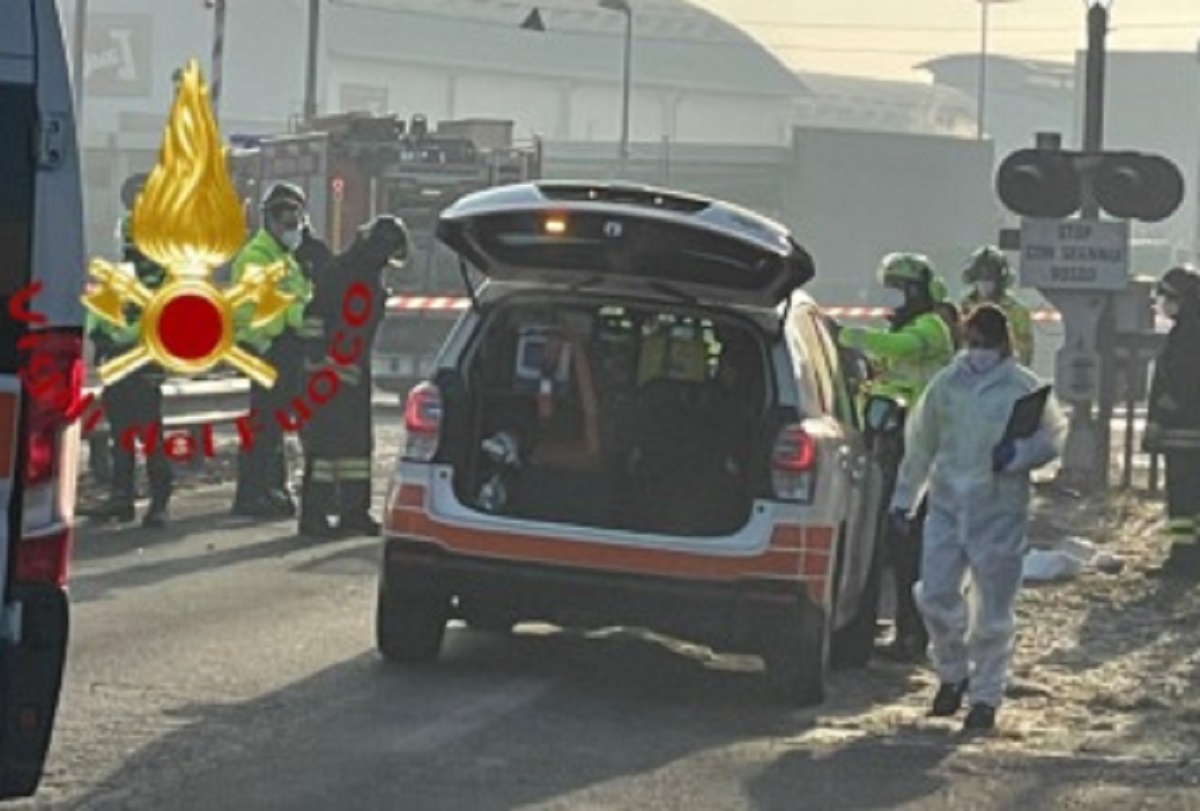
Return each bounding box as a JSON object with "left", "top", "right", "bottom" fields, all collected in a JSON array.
[
  {"left": 887, "top": 506, "right": 914, "bottom": 538},
  {"left": 992, "top": 439, "right": 1017, "bottom": 473}
]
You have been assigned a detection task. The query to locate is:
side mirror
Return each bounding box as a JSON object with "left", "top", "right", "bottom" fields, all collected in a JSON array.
[{"left": 863, "top": 395, "right": 904, "bottom": 434}]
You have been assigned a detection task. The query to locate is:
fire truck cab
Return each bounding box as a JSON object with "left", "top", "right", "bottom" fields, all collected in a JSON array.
[{"left": 229, "top": 113, "right": 542, "bottom": 394}]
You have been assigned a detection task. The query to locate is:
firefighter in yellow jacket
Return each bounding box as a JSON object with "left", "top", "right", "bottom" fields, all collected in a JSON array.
[
  {"left": 838, "top": 252, "right": 957, "bottom": 662},
  {"left": 86, "top": 174, "right": 172, "bottom": 526},
  {"left": 960, "top": 246, "right": 1034, "bottom": 366},
  {"left": 230, "top": 182, "right": 315, "bottom": 517}
]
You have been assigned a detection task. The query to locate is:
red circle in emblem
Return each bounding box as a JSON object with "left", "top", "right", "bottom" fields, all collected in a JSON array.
[{"left": 157, "top": 294, "right": 225, "bottom": 362}]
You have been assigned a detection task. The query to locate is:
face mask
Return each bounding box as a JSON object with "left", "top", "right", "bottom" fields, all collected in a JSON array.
[
  {"left": 974, "top": 280, "right": 997, "bottom": 299},
  {"left": 1157, "top": 296, "right": 1180, "bottom": 319},
  {"left": 883, "top": 288, "right": 906, "bottom": 309},
  {"left": 278, "top": 228, "right": 302, "bottom": 252},
  {"left": 964, "top": 347, "right": 1003, "bottom": 374}
]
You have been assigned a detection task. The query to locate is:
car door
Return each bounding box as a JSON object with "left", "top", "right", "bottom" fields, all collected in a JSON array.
[
  {"left": 0, "top": 1, "right": 84, "bottom": 798},
  {"left": 804, "top": 310, "right": 883, "bottom": 628}
]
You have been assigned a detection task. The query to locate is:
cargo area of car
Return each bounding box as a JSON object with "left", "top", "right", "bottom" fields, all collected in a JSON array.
[{"left": 446, "top": 296, "right": 780, "bottom": 536}]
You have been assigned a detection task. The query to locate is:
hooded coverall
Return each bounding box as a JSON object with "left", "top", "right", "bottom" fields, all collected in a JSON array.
[
  {"left": 297, "top": 222, "right": 399, "bottom": 532},
  {"left": 839, "top": 309, "right": 955, "bottom": 652},
  {"left": 230, "top": 228, "right": 314, "bottom": 512},
  {"left": 891, "top": 355, "right": 1065, "bottom": 707},
  {"left": 961, "top": 291, "right": 1035, "bottom": 367}
]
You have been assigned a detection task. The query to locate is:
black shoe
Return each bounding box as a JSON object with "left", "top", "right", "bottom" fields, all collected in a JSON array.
[
  {"left": 1148, "top": 544, "right": 1200, "bottom": 580},
  {"left": 232, "top": 496, "right": 294, "bottom": 519},
  {"left": 929, "top": 679, "right": 969, "bottom": 717},
  {"left": 879, "top": 633, "right": 927, "bottom": 664},
  {"left": 267, "top": 491, "right": 298, "bottom": 518},
  {"left": 298, "top": 519, "right": 339, "bottom": 540},
  {"left": 963, "top": 703, "right": 996, "bottom": 732},
  {"left": 141, "top": 506, "right": 169, "bottom": 528},
  {"left": 87, "top": 500, "right": 136, "bottom": 523},
  {"left": 338, "top": 515, "right": 381, "bottom": 537}
]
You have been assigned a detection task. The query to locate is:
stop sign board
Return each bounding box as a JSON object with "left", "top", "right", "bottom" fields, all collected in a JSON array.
[{"left": 1018, "top": 218, "right": 1130, "bottom": 291}]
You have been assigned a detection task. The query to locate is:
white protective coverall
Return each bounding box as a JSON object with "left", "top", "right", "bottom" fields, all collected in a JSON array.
[{"left": 890, "top": 354, "right": 1066, "bottom": 707}]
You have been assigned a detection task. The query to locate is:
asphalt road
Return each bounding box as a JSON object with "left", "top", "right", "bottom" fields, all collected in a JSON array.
[{"left": 12, "top": 463, "right": 1198, "bottom": 809}]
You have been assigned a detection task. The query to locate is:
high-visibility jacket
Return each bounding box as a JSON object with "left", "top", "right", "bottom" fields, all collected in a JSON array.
[
  {"left": 231, "top": 228, "right": 312, "bottom": 354},
  {"left": 838, "top": 310, "right": 955, "bottom": 406},
  {"left": 961, "top": 291, "right": 1034, "bottom": 366}
]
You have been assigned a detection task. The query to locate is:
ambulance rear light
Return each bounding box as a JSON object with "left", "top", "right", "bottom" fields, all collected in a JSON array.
[
  {"left": 17, "top": 329, "right": 83, "bottom": 587},
  {"left": 15, "top": 529, "right": 72, "bottom": 588},
  {"left": 772, "top": 424, "right": 817, "bottom": 503},
  {"left": 403, "top": 381, "right": 443, "bottom": 462}
]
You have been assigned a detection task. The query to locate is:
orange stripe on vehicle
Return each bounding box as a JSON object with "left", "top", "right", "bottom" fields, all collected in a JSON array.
[
  {"left": 805, "top": 526, "right": 835, "bottom": 553},
  {"left": 769, "top": 524, "right": 806, "bottom": 551},
  {"left": 389, "top": 510, "right": 805, "bottom": 581},
  {"left": 0, "top": 392, "right": 17, "bottom": 480},
  {"left": 394, "top": 484, "right": 426, "bottom": 510},
  {"left": 802, "top": 552, "right": 831, "bottom": 578}
]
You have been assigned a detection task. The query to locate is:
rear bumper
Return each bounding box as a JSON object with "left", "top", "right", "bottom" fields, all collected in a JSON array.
[{"left": 382, "top": 536, "right": 819, "bottom": 651}]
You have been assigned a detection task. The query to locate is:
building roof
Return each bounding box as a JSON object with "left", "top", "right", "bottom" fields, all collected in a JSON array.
[
  {"left": 796, "top": 70, "right": 976, "bottom": 113},
  {"left": 324, "top": 0, "right": 806, "bottom": 97},
  {"left": 917, "top": 54, "right": 1075, "bottom": 94}
]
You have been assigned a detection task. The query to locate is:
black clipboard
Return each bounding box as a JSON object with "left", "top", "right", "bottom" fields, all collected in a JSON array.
[{"left": 1002, "top": 385, "right": 1052, "bottom": 443}]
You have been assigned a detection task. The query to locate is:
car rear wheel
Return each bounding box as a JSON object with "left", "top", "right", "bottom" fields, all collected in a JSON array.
[
  {"left": 762, "top": 598, "right": 828, "bottom": 707},
  {"left": 375, "top": 565, "right": 450, "bottom": 663}
]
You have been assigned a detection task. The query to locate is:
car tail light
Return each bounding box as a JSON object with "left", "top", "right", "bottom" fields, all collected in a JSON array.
[
  {"left": 403, "top": 381, "right": 443, "bottom": 462},
  {"left": 16, "top": 329, "right": 83, "bottom": 587},
  {"left": 772, "top": 424, "right": 817, "bottom": 503}
]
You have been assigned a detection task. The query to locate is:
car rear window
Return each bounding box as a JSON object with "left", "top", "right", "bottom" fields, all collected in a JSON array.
[{"left": 472, "top": 210, "right": 787, "bottom": 294}]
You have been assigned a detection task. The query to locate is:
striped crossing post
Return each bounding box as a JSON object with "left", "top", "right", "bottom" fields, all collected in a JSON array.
[{"left": 208, "top": 0, "right": 228, "bottom": 121}]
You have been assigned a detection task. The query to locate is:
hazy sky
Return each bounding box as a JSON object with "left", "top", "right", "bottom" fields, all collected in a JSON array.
[{"left": 690, "top": 0, "right": 1200, "bottom": 80}]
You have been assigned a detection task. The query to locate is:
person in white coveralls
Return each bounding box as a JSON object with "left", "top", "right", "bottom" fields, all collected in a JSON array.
[{"left": 888, "top": 304, "right": 1066, "bottom": 732}]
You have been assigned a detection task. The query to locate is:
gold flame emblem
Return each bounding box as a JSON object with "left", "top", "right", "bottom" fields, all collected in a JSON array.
[{"left": 83, "top": 60, "right": 292, "bottom": 388}]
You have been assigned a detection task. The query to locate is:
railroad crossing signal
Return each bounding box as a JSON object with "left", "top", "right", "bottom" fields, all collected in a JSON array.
[{"left": 996, "top": 146, "right": 1184, "bottom": 223}]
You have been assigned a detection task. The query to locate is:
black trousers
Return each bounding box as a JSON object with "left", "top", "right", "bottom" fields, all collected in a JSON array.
[
  {"left": 103, "top": 371, "right": 171, "bottom": 509},
  {"left": 235, "top": 333, "right": 304, "bottom": 507},
  {"left": 879, "top": 429, "right": 928, "bottom": 649},
  {"left": 1164, "top": 449, "right": 1200, "bottom": 543}
]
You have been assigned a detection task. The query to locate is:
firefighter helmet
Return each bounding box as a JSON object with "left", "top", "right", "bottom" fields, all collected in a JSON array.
[
  {"left": 260, "top": 182, "right": 307, "bottom": 214},
  {"left": 120, "top": 172, "right": 150, "bottom": 210},
  {"left": 1157, "top": 265, "right": 1200, "bottom": 304},
  {"left": 962, "top": 245, "right": 1015, "bottom": 287},
  {"left": 878, "top": 252, "right": 935, "bottom": 290}
]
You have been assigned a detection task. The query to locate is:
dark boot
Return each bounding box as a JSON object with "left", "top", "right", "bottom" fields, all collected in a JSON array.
[
  {"left": 338, "top": 514, "right": 381, "bottom": 537},
  {"left": 1148, "top": 543, "right": 1200, "bottom": 580},
  {"left": 963, "top": 703, "right": 996, "bottom": 732},
  {"left": 929, "top": 679, "right": 969, "bottom": 717},
  {"left": 141, "top": 504, "right": 169, "bottom": 529},
  {"left": 88, "top": 498, "right": 136, "bottom": 524}
]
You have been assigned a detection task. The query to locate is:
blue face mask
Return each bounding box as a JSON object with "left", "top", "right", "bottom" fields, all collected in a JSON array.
[{"left": 964, "top": 347, "right": 1003, "bottom": 374}]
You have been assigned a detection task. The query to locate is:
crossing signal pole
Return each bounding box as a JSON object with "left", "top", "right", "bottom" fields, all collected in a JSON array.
[{"left": 995, "top": 1, "right": 1184, "bottom": 492}]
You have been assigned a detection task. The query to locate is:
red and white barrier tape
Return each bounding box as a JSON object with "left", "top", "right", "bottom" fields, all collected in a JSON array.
[{"left": 385, "top": 296, "right": 1069, "bottom": 323}]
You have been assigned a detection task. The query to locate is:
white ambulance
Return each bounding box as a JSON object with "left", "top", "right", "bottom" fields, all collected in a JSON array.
[{"left": 0, "top": 0, "right": 85, "bottom": 798}]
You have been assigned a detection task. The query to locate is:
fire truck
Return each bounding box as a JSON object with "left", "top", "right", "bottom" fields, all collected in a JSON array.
[{"left": 228, "top": 113, "right": 542, "bottom": 392}]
